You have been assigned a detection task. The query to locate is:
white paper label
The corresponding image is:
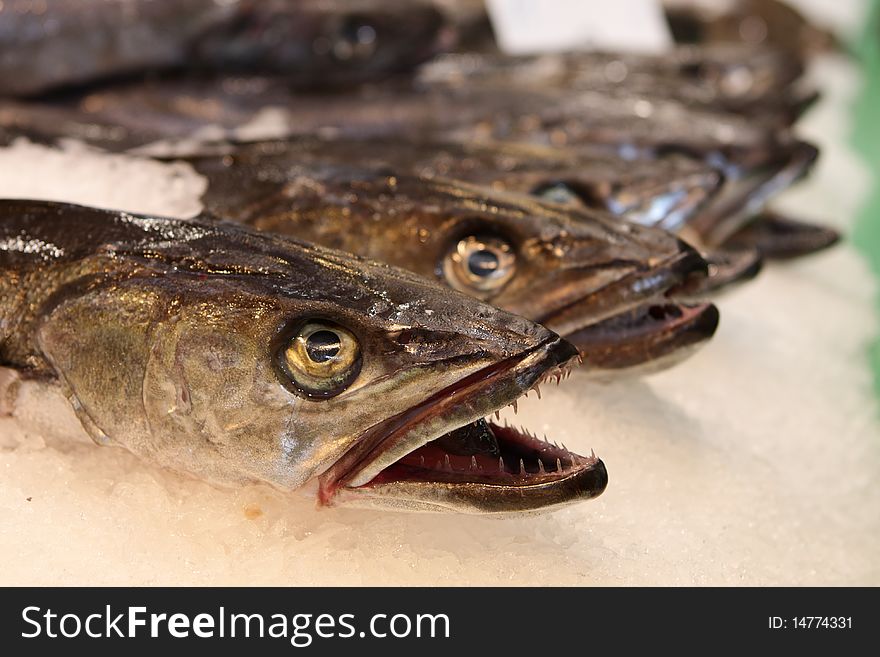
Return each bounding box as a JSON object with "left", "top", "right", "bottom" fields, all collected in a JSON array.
[{"left": 486, "top": 0, "right": 674, "bottom": 55}]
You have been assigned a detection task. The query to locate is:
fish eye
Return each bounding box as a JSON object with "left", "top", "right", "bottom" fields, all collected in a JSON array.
[
  {"left": 332, "top": 17, "right": 379, "bottom": 61},
  {"left": 443, "top": 235, "right": 516, "bottom": 297},
  {"left": 279, "top": 321, "right": 362, "bottom": 399}
]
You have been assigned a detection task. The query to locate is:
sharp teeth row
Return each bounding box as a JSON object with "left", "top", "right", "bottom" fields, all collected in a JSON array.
[
  {"left": 482, "top": 420, "right": 597, "bottom": 464},
  {"left": 423, "top": 454, "right": 583, "bottom": 475},
  {"left": 534, "top": 363, "right": 573, "bottom": 389}
]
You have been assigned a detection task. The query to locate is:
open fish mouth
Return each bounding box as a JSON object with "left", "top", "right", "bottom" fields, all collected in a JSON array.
[
  {"left": 690, "top": 140, "right": 820, "bottom": 246},
  {"left": 537, "top": 241, "right": 718, "bottom": 372},
  {"left": 319, "top": 337, "right": 607, "bottom": 514}
]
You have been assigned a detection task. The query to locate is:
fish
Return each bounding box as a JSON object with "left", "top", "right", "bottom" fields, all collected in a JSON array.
[
  {"left": 0, "top": 0, "right": 449, "bottom": 97},
  {"left": 0, "top": 74, "right": 833, "bottom": 258},
  {"left": 185, "top": 147, "right": 718, "bottom": 374},
  {"left": 663, "top": 0, "right": 841, "bottom": 59},
  {"left": 0, "top": 198, "right": 608, "bottom": 514},
  {"left": 187, "top": 135, "right": 726, "bottom": 233},
  {"left": 431, "top": 0, "right": 496, "bottom": 53},
  {"left": 722, "top": 211, "right": 841, "bottom": 259},
  {"left": 0, "top": 73, "right": 791, "bottom": 152},
  {"left": 176, "top": 135, "right": 760, "bottom": 292},
  {"left": 418, "top": 44, "right": 816, "bottom": 123}
]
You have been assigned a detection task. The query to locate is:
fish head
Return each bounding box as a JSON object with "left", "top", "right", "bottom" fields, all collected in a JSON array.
[
  {"left": 197, "top": 0, "right": 450, "bottom": 85},
  {"left": 527, "top": 153, "right": 724, "bottom": 234},
  {"left": 294, "top": 174, "right": 719, "bottom": 374},
  {"left": 30, "top": 206, "right": 601, "bottom": 514}
]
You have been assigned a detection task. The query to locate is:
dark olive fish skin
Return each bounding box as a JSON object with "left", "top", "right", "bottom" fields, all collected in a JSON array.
[
  {"left": 0, "top": 76, "right": 786, "bottom": 155},
  {"left": 0, "top": 0, "right": 448, "bottom": 97},
  {"left": 663, "top": 0, "right": 840, "bottom": 59},
  {"left": 183, "top": 135, "right": 761, "bottom": 294},
  {"left": 200, "top": 135, "right": 724, "bottom": 235},
  {"left": 723, "top": 211, "right": 841, "bottom": 259},
  {"left": 0, "top": 75, "right": 827, "bottom": 258},
  {"left": 179, "top": 136, "right": 760, "bottom": 295},
  {"left": 0, "top": 199, "right": 609, "bottom": 514},
  {"left": 185, "top": 146, "right": 717, "bottom": 373},
  {"left": 418, "top": 45, "right": 814, "bottom": 123}
]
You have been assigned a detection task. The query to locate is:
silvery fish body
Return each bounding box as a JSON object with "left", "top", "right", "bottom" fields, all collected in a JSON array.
[{"left": 0, "top": 0, "right": 448, "bottom": 97}]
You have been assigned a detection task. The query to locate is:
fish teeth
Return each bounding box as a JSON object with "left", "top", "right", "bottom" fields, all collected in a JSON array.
[
  {"left": 471, "top": 456, "right": 478, "bottom": 471},
  {"left": 556, "top": 458, "right": 562, "bottom": 473},
  {"left": 498, "top": 457, "right": 506, "bottom": 473},
  {"left": 537, "top": 460, "right": 545, "bottom": 474},
  {"left": 519, "top": 458, "right": 526, "bottom": 475},
  {"left": 494, "top": 410, "right": 501, "bottom": 421},
  {"left": 512, "top": 399, "right": 518, "bottom": 414},
  {"left": 444, "top": 454, "right": 452, "bottom": 471},
  {"left": 535, "top": 385, "right": 542, "bottom": 400},
  {"left": 419, "top": 455, "right": 425, "bottom": 468}
]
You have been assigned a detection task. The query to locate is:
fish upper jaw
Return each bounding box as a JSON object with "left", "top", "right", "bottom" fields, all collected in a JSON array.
[
  {"left": 533, "top": 239, "right": 719, "bottom": 373},
  {"left": 536, "top": 238, "right": 709, "bottom": 337},
  {"left": 316, "top": 335, "right": 608, "bottom": 514}
]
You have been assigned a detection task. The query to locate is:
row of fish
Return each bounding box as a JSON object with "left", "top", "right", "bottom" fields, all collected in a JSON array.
[{"left": 0, "top": 0, "right": 841, "bottom": 514}]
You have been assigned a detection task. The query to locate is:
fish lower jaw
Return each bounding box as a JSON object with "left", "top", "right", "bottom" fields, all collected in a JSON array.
[
  {"left": 370, "top": 421, "right": 598, "bottom": 486},
  {"left": 317, "top": 339, "right": 607, "bottom": 513},
  {"left": 335, "top": 420, "right": 607, "bottom": 515},
  {"left": 569, "top": 300, "right": 719, "bottom": 373}
]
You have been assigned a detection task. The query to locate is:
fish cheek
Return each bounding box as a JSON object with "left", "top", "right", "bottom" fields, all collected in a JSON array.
[
  {"left": 36, "top": 285, "right": 162, "bottom": 451},
  {"left": 141, "top": 306, "right": 315, "bottom": 490}
]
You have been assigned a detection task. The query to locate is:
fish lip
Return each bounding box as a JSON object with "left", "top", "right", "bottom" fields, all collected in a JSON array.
[
  {"left": 317, "top": 336, "right": 590, "bottom": 507},
  {"left": 693, "top": 247, "right": 764, "bottom": 294},
  {"left": 341, "top": 452, "right": 609, "bottom": 515},
  {"left": 566, "top": 302, "right": 719, "bottom": 372}
]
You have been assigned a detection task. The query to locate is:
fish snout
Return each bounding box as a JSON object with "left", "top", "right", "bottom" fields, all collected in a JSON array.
[{"left": 664, "top": 239, "right": 711, "bottom": 297}]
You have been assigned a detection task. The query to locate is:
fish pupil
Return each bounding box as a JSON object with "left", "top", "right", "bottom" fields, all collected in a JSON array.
[
  {"left": 467, "top": 249, "right": 500, "bottom": 278},
  {"left": 306, "top": 330, "right": 341, "bottom": 363}
]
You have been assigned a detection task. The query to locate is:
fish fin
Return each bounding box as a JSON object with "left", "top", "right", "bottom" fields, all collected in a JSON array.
[
  {"left": 63, "top": 389, "right": 113, "bottom": 447},
  {"left": 0, "top": 367, "right": 22, "bottom": 417}
]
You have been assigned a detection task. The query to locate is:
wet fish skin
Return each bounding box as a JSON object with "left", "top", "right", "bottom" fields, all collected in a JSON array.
[
  {"left": 201, "top": 135, "right": 724, "bottom": 235},
  {"left": 0, "top": 199, "right": 606, "bottom": 514},
  {"left": 723, "top": 211, "right": 841, "bottom": 259},
  {"left": 188, "top": 150, "right": 717, "bottom": 371},
  {"left": 0, "top": 0, "right": 447, "bottom": 97},
  {"left": 0, "top": 76, "right": 821, "bottom": 258},
  {"left": 664, "top": 0, "right": 840, "bottom": 59},
  {"left": 0, "top": 75, "right": 786, "bottom": 155},
  {"left": 418, "top": 44, "right": 813, "bottom": 122},
  {"left": 181, "top": 136, "right": 758, "bottom": 297}
]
